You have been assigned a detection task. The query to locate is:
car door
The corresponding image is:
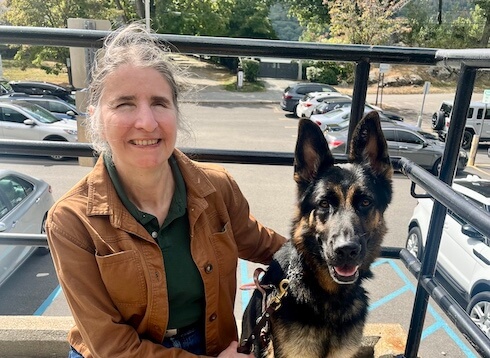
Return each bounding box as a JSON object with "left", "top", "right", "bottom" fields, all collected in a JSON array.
[
  {"left": 481, "top": 106, "right": 490, "bottom": 140},
  {"left": 381, "top": 129, "right": 400, "bottom": 157},
  {"left": 0, "top": 106, "right": 41, "bottom": 140},
  {"left": 0, "top": 176, "right": 37, "bottom": 285},
  {"left": 437, "top": 196, "right": 482, "bottom": 294},
  {"left": 394, "top": 129, "right": 435, "bottom": 168}
]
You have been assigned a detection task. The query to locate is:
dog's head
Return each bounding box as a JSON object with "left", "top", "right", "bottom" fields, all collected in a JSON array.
[{"left": 292, "top": 111, "right": 393, "bottom": 290}]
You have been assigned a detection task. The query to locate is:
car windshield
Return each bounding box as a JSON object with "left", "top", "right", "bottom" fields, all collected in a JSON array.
[
  {"left": 454, "top": 180, "right": 490, "bottom": 205},
  {"left": 16, "top": 102, "right": 61, "bottom": 123},
  {"left": 418, "top": 131, "right": 438, "bottom": 140}
]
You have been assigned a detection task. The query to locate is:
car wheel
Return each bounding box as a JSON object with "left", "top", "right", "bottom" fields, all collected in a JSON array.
[
  {"left": 431, "top": 158, "right": 441, "bottom": 176},
  {"left": 406, "top": 226, "right": 423, "bottom": 260},
  {"left": 36, "top": 214, "right": 50, "bottom": 256},
  {"left": 292, "top": 104, "right": 299, "bottom": 118},
  {"left": 467, "top": 292, "right": 490, "bottom": 338},
  {"left": 461, "top": 129, "right": 474, "bottom": 150},
  {"left": 431, "top": 111, "right": 446, "bottom": 130}
]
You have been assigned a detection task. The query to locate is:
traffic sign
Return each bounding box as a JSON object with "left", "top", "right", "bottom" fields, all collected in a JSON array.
[{"left": 483, "top": 89, "right": 490, "bottom": 104}]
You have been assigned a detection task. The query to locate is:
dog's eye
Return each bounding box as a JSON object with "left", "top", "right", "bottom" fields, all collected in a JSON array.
[
  {"left": 319, "top": 200, "right": 329, "bottom": 208},
  {"left": 359, "top": 198, "right": 372, "bottom": 208}
]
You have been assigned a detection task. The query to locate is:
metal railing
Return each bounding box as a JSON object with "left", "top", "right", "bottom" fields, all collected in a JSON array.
[{"left": 0, "top": 25, "right": 489, "bottom": 357}]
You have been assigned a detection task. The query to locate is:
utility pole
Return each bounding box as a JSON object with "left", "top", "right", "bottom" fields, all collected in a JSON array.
[{"left": 438, "top": 0, "right": 442, "bottom": 25}]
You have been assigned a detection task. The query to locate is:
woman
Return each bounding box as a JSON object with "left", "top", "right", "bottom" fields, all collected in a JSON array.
[{"left": 46, "top": 23, "right": 286, "bottom": 358}]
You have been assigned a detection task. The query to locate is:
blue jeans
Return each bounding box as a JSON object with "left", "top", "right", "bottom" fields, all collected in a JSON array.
[{"left": 68, "top": 327, "right": 205, "bottom": 357}]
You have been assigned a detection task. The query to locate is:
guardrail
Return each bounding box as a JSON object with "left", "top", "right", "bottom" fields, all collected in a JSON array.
[{"left": 0, "top": 26, "right": 489, "bottom": 357}]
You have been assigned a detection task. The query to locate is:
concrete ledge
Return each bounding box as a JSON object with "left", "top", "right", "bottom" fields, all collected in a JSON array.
[
  {"left": 0, "top": 317, "right": 406, "bottom": 358},
  {"left": 0, "top": 316, "right": 74, "bottom": 358}
]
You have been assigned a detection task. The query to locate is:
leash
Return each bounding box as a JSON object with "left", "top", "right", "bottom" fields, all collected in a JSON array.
[{"left": 237, "top": 276, "right": 289, "bottom": 354}]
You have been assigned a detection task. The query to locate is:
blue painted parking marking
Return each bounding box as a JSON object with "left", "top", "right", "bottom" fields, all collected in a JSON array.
[
  {"left": 371, "top": 259, "right": 476, "bottom": 358},
  {"left": 239, "top": 258, "right": 477, "bottom": 357},
  {"left": 34, "top": 284, "right": 61, "bottom": 316}
]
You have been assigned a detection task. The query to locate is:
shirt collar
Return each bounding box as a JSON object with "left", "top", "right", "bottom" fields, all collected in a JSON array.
[{"left": 103, "top": 154, "right": 187, "bottom": 227}]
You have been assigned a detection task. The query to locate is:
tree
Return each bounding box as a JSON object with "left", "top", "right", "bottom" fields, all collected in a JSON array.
[
  {"left": 228, "top": 0, "right": 277, "bottom": 39},
  {"left": 326, "top": 0, "right": 409, "bottom": 45},
  {"left": 474, "top": 0, "right": 490, "bottom": 47},
  {"left": 2, "top": 0, "right": 131, "bottom": 73}
]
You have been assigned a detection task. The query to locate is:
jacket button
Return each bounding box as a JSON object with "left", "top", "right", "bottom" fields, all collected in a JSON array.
[
  {"left": 209, "top": 313, "right": 217, "bottom": 322},
  {"left": 204, "top": 264, "right": 213, "bottom": 273}
]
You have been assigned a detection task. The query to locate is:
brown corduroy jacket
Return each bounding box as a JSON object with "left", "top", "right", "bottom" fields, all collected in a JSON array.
[{"left": 46, "top": 149, "right": 286, "bottom": 357}]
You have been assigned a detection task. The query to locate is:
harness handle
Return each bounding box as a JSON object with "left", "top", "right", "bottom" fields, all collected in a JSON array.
[{"left": 237, "top": 278, "right": 289, "bottom": 354}]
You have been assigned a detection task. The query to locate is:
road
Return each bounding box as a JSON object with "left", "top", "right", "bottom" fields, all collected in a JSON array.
[{"left": 0, "top": 100, "right": 489, "bottom": 357}]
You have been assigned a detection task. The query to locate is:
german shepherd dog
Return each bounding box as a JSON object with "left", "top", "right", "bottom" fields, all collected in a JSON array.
[{"left": 241, "top": 111, "right": 393, "bottom": 358}]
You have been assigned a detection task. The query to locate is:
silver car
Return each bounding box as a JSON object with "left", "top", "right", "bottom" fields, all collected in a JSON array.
[
  {"left": 325, "top": 123, "right": 468, "bottom": 175},
  {"left": 0, "top": 170, "right": 54, "bottom": 287}
]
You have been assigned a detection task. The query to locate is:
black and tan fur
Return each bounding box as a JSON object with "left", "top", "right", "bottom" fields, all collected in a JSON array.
[{"left": 241, "top": 111, "right": 393, "bottom": 358}]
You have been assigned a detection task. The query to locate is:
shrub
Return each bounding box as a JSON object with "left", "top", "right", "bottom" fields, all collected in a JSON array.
[{"left": 241, "top": 59, "right": 260, "bottom": 82}]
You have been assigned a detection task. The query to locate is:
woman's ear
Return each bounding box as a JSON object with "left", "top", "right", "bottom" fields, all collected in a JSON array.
[{"left": 88, "top": 105, "right": 95, "bottom": 117}]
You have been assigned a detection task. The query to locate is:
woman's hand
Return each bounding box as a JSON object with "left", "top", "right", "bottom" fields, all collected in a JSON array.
[{"left": 217, "top": 341, "right": 254, "bottom": 357}]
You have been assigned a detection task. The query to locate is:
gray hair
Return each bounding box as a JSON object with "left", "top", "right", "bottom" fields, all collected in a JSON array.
[{"left": 86, "top": 22, "right": 182, "bottom": 155}]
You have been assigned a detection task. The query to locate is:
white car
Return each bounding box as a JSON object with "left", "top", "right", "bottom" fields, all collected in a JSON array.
[
  {"left": 0, "top": 170, "right": 54, "bottom": 287},
  {"left": 0, "top": 100, "right": 78, "bottom": 159},
  {"left": 295, "top": 92, "right": 349, "bottom": 118},
  {"left": 310, "top": 105, "right": 419, "bottom": 132},
  {"left": 406, "top": 176, "right": 490, "bottom": 338}
]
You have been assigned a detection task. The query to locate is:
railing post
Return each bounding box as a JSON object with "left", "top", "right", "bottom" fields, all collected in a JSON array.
[
  {"left": 347, "top": 60, "right": 370, "bottom": 152},
  {"left": 403, "top": 64, "right": 477, "bottom": 358}
]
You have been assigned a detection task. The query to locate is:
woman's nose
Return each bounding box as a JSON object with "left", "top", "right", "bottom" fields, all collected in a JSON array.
[{"left": 134, "top": 105, "right": 158, "bottom": 131}]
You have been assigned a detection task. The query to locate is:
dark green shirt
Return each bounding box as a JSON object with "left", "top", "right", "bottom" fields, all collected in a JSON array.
[{"left": 104, "top": 155, "right": 204, "bottom": 329}]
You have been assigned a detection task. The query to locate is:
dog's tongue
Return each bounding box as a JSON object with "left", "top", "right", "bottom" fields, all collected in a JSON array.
[{"left": 334, "top": 265, "right": 359, "bottom": 277}]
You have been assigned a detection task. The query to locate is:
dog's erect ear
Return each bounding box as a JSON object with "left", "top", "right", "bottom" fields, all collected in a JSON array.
[
  {"left": 349, "top": 111, "right": 392, "bottom": 177},
  {"left": 294, "top": 119, "right": 335, "bottom": 184}
]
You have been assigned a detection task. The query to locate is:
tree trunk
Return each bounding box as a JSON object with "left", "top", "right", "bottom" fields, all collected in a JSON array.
[
  {"left": 479, "top": 14, "right": 490, "bottom": 48},
  {"left": 134, "top": 0, "right": 145, "bottom": 19}
]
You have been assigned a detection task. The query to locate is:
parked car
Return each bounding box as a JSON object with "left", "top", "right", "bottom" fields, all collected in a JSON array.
[
  {"left": 0, "top": 93, "right": 84, "bottom": 120},
  {"left": 0, "top": 79, "right": 13, "bottom": 95},
  {"left": 432, "top": 100, "right": 490, "bottom": 149},
  {"left": 313, "top": 97, "right": 404, "bottom": 122},
  {"left": 280, "top": 82, "right": 339, "bottom": 114},
  {"left": 324, "top": 122, "right": 468, "bottom": 175},
  {"left": 0, "top": 169, "right": 54, "bottom": 287},
  {"left": 8, "top": 81, "right": 75, "bottom": 105},
  {"left": 0, "top": 100, "right": 78, "bottom": 160},
  {"left": 406, "top": 176, "right": 490, "bottom": 338},
  {"left": 295, "top": 92, "right": 350, "bottom": 118},
  {"left": 310, "top": 105, "right": 417, "bottom": 132},
  {"left": 312, "top": 97, "right": 355, "bottom": 115}
]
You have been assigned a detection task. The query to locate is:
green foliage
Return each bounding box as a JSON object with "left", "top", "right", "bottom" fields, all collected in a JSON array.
[
  {"left": 400, "top": 0, "right": 488, "bottom": 48},
  {"left": 241, "top": 59, "right": 260, "bottom": 82},
  {"left": 228, "top": 0, "right": 277, "bottom": 39},
  {"left": 269, "top": 3, "right": 303, "bottom": 41},
  {"left": 326, "top": 0, "right": 410, "bottom": 45},
  {"left": 304, "top": 61, "right": 354, "bottom": 85},
  {"left": 2, "top": 0, "right": 130, "bottom": 74}
]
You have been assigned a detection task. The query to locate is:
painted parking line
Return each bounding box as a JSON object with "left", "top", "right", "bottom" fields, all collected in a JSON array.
[
  {"left": 34, "top": 284, "right": 61, "bottom": 316},
  {"left": 371, "top": 259, "right": 476, "bottom": 358}
]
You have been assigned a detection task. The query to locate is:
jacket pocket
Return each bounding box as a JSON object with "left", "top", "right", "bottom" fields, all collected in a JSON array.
[
  {"left": 95, "top": 250, "right": 147, "bottom": 305},
  {"left": 210, "top": 222, "right": 238, "bottom": 277}
]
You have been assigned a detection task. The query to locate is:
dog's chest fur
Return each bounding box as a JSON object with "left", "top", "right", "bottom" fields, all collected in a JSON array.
[{"left": 262, "top": 243, "right": 369, "bottom": 358}]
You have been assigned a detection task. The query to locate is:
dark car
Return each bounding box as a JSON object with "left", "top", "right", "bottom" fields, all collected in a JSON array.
[
  {"left": 280, "top": 82, "right": 338, "bottom": 113},
  {"left": 324, "top": 123, "right": 468, "bottom": 175},
  {"left": 0, "top": 93, "right": 83, "bottom": 120},
  {"left": 8, "top": 81, "right": 75, "bottom": 105}
]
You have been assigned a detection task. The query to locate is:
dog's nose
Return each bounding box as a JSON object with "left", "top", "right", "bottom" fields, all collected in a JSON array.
[{"left": 334, "top": 242, "right": 361, "bottom": 260}]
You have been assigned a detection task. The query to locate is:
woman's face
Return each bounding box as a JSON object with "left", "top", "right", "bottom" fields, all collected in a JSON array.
[{"left": 98, "top": 64, "right": 178, "bottom": 170}]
